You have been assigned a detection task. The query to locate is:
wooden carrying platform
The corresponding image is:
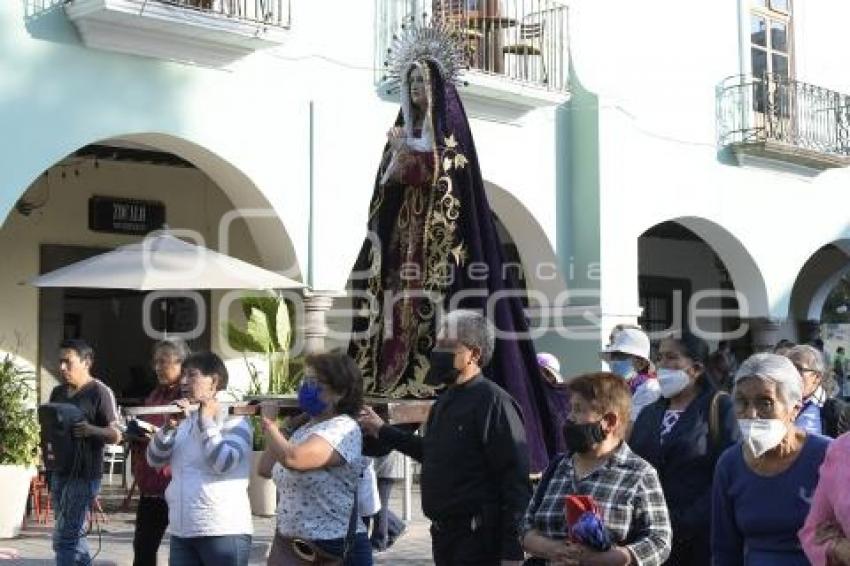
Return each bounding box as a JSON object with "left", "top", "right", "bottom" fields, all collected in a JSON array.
[
  {"left": 124, "top": 396, "right": 434, "bottom": 426},
  {"left": 243, "top": 395, "right": 434, "bottom": 425}
]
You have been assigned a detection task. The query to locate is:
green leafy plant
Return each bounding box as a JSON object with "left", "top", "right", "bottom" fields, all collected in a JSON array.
[
  {"left": 225, "top": 294, "right": 304, "bottom": 450},
  {"left": 0, "top": 354, "right": 40, "bottom": 466},
  {"left": 226, "top": 293, "right": 304, "bottom": 395}
]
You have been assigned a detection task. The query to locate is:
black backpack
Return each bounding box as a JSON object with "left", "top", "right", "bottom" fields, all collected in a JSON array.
[{"left": 821, "top": 397, "right": 850, "bottom": 438}]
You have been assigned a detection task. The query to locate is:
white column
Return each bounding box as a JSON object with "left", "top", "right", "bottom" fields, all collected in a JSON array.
[{"left": 301, "top": 291, "right": 336, "bottom": 355}]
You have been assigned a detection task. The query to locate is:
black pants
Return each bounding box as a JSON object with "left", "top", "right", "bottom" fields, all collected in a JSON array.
[
  {"left": 431, "top": 523, "right": 499, "bottom": 566},
  {"left": 133, "top": 496, "right": 169, "bottom": 566}
]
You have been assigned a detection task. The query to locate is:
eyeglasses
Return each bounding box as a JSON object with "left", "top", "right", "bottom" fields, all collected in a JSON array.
[
  {"left": 792, "top": 364, "right": 819, "bottom": 375},
  {"left": 733, "top": 396, "right": 778, "bottom": 418}
]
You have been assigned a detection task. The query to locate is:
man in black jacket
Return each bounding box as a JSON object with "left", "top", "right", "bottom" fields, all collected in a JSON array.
[{"left": 358, "top": 310, "right": 530, "bottom": 566}]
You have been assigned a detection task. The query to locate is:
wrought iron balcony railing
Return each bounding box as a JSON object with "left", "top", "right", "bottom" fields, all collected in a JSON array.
[
  {"left": 378, "top": 0, "right": 569, "bottom": 93},
  {"left": 154, "top": 0, "right": 289, "bottom": 27},
  {"left": 63, "top": 0, "right": 290, "bottom": 27},
  {"left": 717, "top": 74, "right": 850, "bottom": 167}
]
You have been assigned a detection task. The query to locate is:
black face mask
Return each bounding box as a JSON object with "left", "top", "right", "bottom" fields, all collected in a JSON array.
[
  {"left": 563, "top": 419, "right": 607, "bottom": 454},
  {"left": 424, "top": 350, "right": 460, "bottom": 386}
]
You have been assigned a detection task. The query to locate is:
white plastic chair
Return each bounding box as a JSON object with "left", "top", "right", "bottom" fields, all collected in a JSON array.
[{"left": 103, "top": 444, "right": 125, "bottom": 484}]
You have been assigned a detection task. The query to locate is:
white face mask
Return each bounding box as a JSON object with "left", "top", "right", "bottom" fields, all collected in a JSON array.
[
  {"left": 738, "top": 418, "right": 788, "bottom": 458},
  {"left": 657, "top": 368, "right": 691, "bottom": 398}
]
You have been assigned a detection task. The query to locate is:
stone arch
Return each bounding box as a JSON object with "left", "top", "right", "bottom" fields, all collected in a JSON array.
[
  {"left": 790, "top": 240, "right": 850, "bottom": 330},
  {"left": 112, "top": 133, "right": 301, "bottom": 280},
  {"left": 484, "top": 180, "right": 567, "bottom": 300},
  {"left": 0, "top": 133, "right": 303, "bottom": 398},
  {"left": 640, "top": 216, "right": 770, "bottom": 320},
  {"left": 2, "top": 132, "right": 303, "bottom": 280}
]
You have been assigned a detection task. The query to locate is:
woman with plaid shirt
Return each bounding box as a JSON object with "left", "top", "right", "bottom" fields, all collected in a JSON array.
[{"left": 521, "top": 372, "right": 672, "bottom": 566}]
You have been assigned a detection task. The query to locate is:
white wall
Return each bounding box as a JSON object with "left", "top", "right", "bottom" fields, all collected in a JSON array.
[
  {"left": 0, "top": 0, "right": 563, "bottom": 291},
  {"left": 0, "top": 0, "right": 570, "bottom": 383},
  {"left": 567, "top": 0, "right": 850, "bottom": 325}
]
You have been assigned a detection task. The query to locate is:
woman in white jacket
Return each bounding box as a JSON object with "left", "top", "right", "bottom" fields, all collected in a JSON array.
[{"left": 147, "top": 351, "right": 252, "bottom": 566}]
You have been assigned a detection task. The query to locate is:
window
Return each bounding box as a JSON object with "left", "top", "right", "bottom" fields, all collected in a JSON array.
[
  {"left": 638, "top": 276, "right": 691, "bottom": 336},
  {"left": 752, "top": 0, "right": 789, "bottom": 12},
  {"left": 750, "top": 8, "right": 790, "bottom": 80},
  {"left": 749, "top": 0, "right": 792, "bottom": 115}
]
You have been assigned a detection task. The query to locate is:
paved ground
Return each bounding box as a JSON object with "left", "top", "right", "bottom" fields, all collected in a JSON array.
[{"left": 3, "top": 482, "right": 434, "bottom": 565}]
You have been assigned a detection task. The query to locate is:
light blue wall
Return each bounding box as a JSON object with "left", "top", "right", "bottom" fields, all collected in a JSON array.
[{"left": 0, "top": 1, "right": 312, "bottom": 274}]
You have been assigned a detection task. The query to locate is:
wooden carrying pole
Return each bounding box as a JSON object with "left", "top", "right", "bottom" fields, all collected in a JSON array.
[{"left": 122, "top": 397, "right": 433, "bottom": 425}]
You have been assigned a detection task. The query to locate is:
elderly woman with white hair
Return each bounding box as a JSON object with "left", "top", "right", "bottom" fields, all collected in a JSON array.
[
  {"left": 786, "top": 344, "right": 850, "bottom": 438},
  {"left": 711, "top": 353, "right": 831, "bottom": 566}
]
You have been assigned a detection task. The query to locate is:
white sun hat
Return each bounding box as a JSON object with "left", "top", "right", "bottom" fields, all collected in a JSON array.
[
  {"left": 536, "top": 352, "right": 565, "bottom": 383},
  {"left": 600, "top": 328, "right": 651, "bottom": 361}
]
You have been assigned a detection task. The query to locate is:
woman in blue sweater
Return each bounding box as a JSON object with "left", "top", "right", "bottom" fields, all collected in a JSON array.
[
  {"left": 711, "top": 353, "right": 831, "bottom": 566},
  {"left": 630, "top": 333, "right": 738, "bottom": 565}
]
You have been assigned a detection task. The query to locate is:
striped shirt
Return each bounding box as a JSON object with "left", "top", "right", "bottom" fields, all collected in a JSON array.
[
  {"left": 147, "top": 400, "right": 253, "bottom": 537},
  {"left": 522, "top": 442, "right": 672, "bottom": 566},
  {"left": 147, "top": 411, "right": 252, "bottom": 474}
]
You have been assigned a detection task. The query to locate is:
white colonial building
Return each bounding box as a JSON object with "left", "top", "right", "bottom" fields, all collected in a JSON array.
[{"left": 1, "top": 0, "right": 849, "bottom": 399}]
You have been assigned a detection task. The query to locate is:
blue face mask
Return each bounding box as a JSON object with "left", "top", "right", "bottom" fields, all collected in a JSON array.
[
  {"left": 297, "top": 381, "right": 328, "bottom": 417},
  {"left": 608, "top": 360, "right": 633, "bottom": 379}
]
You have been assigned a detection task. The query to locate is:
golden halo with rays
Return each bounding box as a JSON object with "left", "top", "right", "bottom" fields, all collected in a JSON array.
[{"left": 382, "top": 15, "right": 469, "bottom": 93}]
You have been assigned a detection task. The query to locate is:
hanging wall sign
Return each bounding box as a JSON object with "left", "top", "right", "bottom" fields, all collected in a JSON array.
[{"left": 88, "top": 196, "right": 166, "bottom": 235}]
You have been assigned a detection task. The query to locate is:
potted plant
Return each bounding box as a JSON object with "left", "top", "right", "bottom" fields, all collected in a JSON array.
[
  {"left": 226, "top": 293, "right": 303, "bottom": 516},
  {"left": 0, "top": 353, "right": 40, "bottom": 538}
]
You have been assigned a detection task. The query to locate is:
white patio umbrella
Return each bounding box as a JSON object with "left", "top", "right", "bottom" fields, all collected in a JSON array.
[{"left": 28, "top": 231, "right": 303, "bottom": 291}]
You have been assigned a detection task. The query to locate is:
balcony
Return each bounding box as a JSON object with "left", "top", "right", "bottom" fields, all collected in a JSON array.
[
  {"left": 64, "top": 0, "right": 290, "bottom": 68},
  {"left": 377, "top": 0, "right": 570, "bottom": 111},
  {"left": 717, "top": 74, "right": 850, "bottom": 170}
]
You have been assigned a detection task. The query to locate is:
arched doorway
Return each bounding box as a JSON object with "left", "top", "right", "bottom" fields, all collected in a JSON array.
[
  {"left": 638, "top": 217, "right": 768, "bottom": 357},
  {"left": 789, "top": 240, "right": 850, "bottom": 351},
  {"left": 484, "top": 180, "right": 567, "bottom": 309},
  {"left": 0, "top": 136, "right": 301, "bottom": 402}
]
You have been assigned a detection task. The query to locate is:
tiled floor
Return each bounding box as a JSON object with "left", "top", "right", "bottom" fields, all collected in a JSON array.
[{"left": 4, "top": 482, "right": 435, "bottom": 565}]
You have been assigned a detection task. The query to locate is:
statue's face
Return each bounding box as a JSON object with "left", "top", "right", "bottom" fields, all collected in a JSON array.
[{"left": 409, "top": 66, "right": 428, "bottom": 110}]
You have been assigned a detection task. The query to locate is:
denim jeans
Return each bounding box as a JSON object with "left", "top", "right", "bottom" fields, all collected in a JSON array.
[
  {"left": 313, "top": 531, "right": 373, "bottom": 566},
  {"left": 368, "top": 478, "right": 405, "bottom": 550},
  {"left": 169, "top": 534, "right": 252, "bottom": 566},
  {"left": 50, "top": 475, "right": 101, "bottom": 566}
]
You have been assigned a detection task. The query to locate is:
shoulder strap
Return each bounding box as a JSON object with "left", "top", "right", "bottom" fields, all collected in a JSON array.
[
  {"left": 709, "top": 391, "right": 729, "bottom": 452},
  {"left": 342, "top": 473, "right": 360, "bottom": 560},
  {"left": 529, "top": 453, "right": 567, "bottom": 513}
]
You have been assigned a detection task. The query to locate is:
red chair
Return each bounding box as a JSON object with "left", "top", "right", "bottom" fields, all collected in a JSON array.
[{"left": 26, "top": 472, "right": 52, "bottom": 526}]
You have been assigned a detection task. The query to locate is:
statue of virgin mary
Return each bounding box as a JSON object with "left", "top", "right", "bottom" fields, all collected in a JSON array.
[{"left": 348, "top": 23, "right": 560, "bottom": 471}]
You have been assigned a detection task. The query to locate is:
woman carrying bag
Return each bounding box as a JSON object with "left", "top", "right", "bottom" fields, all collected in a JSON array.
[{"left": 259, "top": 352, "right": 373, "bottom": 566}]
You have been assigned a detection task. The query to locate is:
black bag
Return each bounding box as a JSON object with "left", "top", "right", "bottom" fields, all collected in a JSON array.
[
  {"left": 267, "top": 480, "right": 359, "bottom": 566},
  {"left": 268, "top": 534, "right": 344, "bottom": 566},
  {"left": 821, "top": 397, "right": 850, "bottom": 438}
]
